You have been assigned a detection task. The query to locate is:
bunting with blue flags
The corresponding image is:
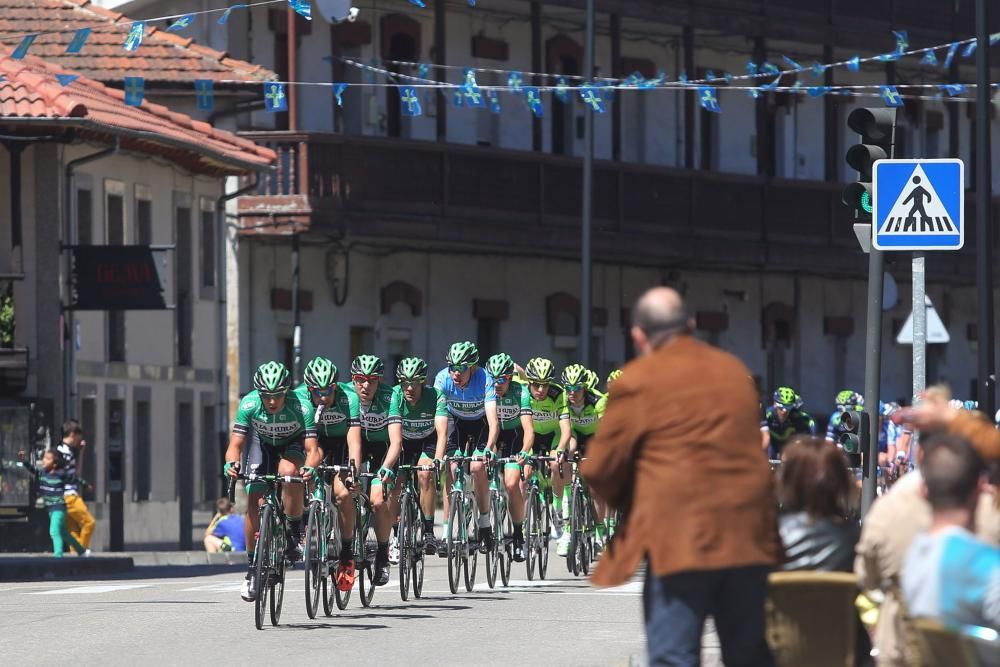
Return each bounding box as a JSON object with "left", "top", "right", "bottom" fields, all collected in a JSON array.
[
  {"left": 55, "top": 74, "right": 79, "bottom": 87},
  {"left": 400, "top": 87, "right": 422, "bottom": 116},
  {"left": 554, "top": 77, "right": 570, "bottom": 103},
  {"left": 508, "top": 71, "right": 524, "bottom": 93},
  {"left": 264, "top": 82, "right": 288, "bottom": 112},
  {"left": 880, "top": 85, "right": 903, "bottom": 108},
  {"left": 332, "top": 83, "right": 348, "bottom": 107},
  {"left": 12, "top": 35, "right": 36, "bottom": 60},
  {"left": 124, "top": 22, "right": 145, "bottom": 52},
  {"left": 579, "top": 85, "right": 605, "bottom": 113},
  {"left": 124, "top": 76, "right": 145, "bottom": 106},
  {"left": 218, "top": 4, "right": 247, "bottom": 24},
  {"left": 699, "top": 87, "right": 720, "bottom": 113},
  {"left": 195, "top": 79, "right": 214, "bottom": 110},
  {"left": 524, "top": 87, "right": 543, "bottom": 117},
  {"left": 166, "top": 15, "right": 194, "bottom": 32},
  {"left": 66, "top": 28, "right": 90, "bottom": 54}
]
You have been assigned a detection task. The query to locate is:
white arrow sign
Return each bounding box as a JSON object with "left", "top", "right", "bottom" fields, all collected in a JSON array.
[{"left": 896, "top": 296, "right": 950, "bottom": 345}]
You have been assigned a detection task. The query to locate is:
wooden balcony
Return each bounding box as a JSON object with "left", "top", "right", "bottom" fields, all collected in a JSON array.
[{"left": 235, "top": 132, "right": 985, "bottom": 280}]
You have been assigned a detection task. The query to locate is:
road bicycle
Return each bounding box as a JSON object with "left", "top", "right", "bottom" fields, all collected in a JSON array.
[
  {"left": 523, "top": 455, "right": 557, "bottom": 581},
  {"left": 303, "top": 463, "right": 354, "bottom": 618},
  {"left": 566, "top": 454, "right": 595, "bottom": 577},
  {"left": 352, "top": 469, "right": 379, "bottom": 608},
  {"left": 228, "top": 473, "right": 305, "bottom": 630},
  {"left": 396, "top": 461, "right": 438, "bottom": 600},
  {"left": 486, "top": 456, "right": 517, "bottom": 588},
  {"left": 445, "top": 445, "right": 483, "bottom": 594}
]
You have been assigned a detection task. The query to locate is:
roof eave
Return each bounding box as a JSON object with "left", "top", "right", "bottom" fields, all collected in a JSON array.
[{"left": 0, "top": 116, "right": 275, "bottom": 175}]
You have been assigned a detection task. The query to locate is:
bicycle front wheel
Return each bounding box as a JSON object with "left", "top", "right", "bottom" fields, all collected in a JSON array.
[
  {"left": 485, "top": 492, "right": 500, "bottom": 589},
  {"left": 412, "top": 513, "right": 425, "bottom": 599},
  {"left": 525, "top": 491, "right": 538, "bottom": 581},
  {"left": 538, "top": 494, "right": 550, "bottom": 580},
  {"left": 446, "top": 492, "right": 463, "bottom": 595},
  {"left": 254, "top": 506, "right": 273, "bottom": 630},
  {"left": 357, "top": 501, "right": 377, "bottom": 608},
  {"left": 398, "top": 494, "right": 413, "bottom": 602},
  {"left": 463, "top": 496, "right": 478, "bottom": 592},
  {"left": 304, "top": 501, "right": 322, "bottom": 619},
  {"left": 270, "top": 535, "right": 286, "bottom": 626},
  {"left": 499, "top": 495, "right": 512, "bottom": 587}
]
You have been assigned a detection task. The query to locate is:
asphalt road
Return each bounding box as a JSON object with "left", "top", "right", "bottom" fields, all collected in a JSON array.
[{"left": 0, "top": 556, "right": 654, "bottom": 667}]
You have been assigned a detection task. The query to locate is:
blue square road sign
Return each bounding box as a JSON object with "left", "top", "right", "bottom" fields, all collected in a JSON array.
[{"left": 872, "top": 158, "right": 964, "bottom": 251}]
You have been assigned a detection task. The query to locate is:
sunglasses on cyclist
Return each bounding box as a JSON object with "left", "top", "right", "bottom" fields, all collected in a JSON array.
[
  {"left": 352, "top": 374, "right": 379, "bottom": 384},
  {"left": 449, "top": 363, "right": 470, "bottom": 373},
  {"left": 259, "top": 390, "right": 286, "bottom": 400},
  {"left": 494, "top": 376, "right": 511, "bottom": 386},
  {"left": 400, "top": 380, "right": 424, "bottom": 389},
  {"left": 529, "top": 382, "right": 550, "bottom": 390},
  {"left": 564, "top": 383, "right": 584, "bottom": 392},
  {"left": 311, "top": 386, "right": 335, "bottom": 397}
]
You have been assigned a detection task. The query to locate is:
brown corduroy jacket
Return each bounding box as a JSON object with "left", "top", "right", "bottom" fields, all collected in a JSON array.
[{"left": 581, "top": 335, "right": 782, "bottom": 587}]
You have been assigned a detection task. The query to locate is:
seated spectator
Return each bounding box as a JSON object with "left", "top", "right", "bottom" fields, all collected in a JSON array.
[
  {"left": 204, "top": 498, "right": 246, "bottom": 553},
  {"left": 778, "top": 437, "right": 859, "bottom": 572},
  {"left": 902, "top": 433, "right": 1000, "bottom": 630}
]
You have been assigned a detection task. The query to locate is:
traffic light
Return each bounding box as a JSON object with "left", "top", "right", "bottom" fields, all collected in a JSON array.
[
  {"left": 838, "top": 409, "right": 870, "bottom": 455},
  {"left": 843, "top": 107, "right": 896, "bottom": 220}
]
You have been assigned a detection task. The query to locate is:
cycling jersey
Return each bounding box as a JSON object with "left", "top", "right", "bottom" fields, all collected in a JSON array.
[
  {"left": 393, "top": 385, "right": 448, "bottom": 441},
  {"left": 496, "top": 381, "right": 532, "bottom": 431},
  {"left": 434, "top": 367, "right": 496, "bottom": 420},
  {"left": 567, "top": 389, "right": 605, "bottom": 438},
  {"left": 291, "top": 383, "right": 360, "bottom": 439},
  {"left": 761, "top": 407, "right": 817, "bottom": 456},
  {"left": 526, "top": 382, "right": 570, "bottom": 436},
  {"left": 233, "top": 390, "right": 317, "bottom": 447},
  {"left": 340, "top": 381, "right": 401, "bottom": 444}
]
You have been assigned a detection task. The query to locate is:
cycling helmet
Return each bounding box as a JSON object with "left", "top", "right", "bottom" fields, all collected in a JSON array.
[
  {"left": 881, "top": 401, "right": 900, "bottom": 417},
  {"left": 836, "top": 389, "right": 864, "bottom": 410},
  {"left": 584, "top": 368, "right": 600, "bottom": 391},
  {"left": 446, "top": 341, "right": 479, "bottom": 367},
  {"left": 524, "top": 357, "right": 556, "bottom": 383},
  {"left": 395, "top": 357, "right": 428, "bottom": 382},
  {"left": 253, "top": 361, "right": 291, "bottom": 393},
  {"left": 486, "top": 353, "right": 515, "bottom": 378},
  {"left": 773, "top": 387, "right": 801, "bottom": 410},
  {"left": 303, "top": 356, "right": 338, "bottom": 388},
  {"left": 350, "top": 354, "right": 384, "bottom": 377},
  {"left": 607, "top": 369, "right": 623, "bottom": 387},
  {"left": 963, "top": 400, "right": 979, "bottom": 411},
  {"left": 561, "top": 363, "right": 588, "bottom": 387},
  {"left": 948, "top": 399, "right": 964, "bottom": 411}
]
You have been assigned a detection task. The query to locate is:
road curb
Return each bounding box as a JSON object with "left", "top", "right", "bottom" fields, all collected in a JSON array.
[{"left": 0, "top": 556, "right": 134, "bottom": 581}]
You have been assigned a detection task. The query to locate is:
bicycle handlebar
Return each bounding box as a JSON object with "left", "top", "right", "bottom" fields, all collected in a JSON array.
[{"left": 226, "top": 473, "right": 305, "bottom": 502}]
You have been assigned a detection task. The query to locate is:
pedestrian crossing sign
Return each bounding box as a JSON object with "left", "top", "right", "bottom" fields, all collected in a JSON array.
[{"left": 873, "top": 158, "right": 964, "bottom": 251}]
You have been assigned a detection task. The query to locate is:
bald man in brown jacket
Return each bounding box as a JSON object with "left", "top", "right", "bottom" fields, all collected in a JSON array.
[{"left": 582, "top": 287, "right": 781, "bottom": 667}]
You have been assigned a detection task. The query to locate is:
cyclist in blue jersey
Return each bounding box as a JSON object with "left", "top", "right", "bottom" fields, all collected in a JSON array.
[{"left": 434, "top": 341, "right": 500, "bottom": 552}]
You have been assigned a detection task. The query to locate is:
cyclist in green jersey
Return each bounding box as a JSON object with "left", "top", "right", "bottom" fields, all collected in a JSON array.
[
  {"left": 392, "top": 357, "right": 449, "bottom": 554},
  {"left": 224, "top": 361, "right": 320, "bottom": 602},
  {"left": 293, "top": 356, "right": 362, "bottom": 592},
  {"left": 342, "top": 355, "right": 403, "bottom": 586},
  {"left": 521, "top": 357, "right": 572, "bottom": 540},
  {"left": 605, "top": 369, "right": 622, "bottom": 393},
  {"left": 562, "top": 363, "right": 608, "bottom": 553},
  {"left": 487, "top": 353, "right": 534, "bottom": 562}
]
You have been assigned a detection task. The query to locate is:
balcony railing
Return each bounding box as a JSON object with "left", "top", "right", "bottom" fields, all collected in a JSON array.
[{"left": 238, "top": 131, "right": 845, "bottom": 243}]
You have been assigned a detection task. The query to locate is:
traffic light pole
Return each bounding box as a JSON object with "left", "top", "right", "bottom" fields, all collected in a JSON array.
[
  {"left": 861, "top": 245, "right": 884, "bottom": 517},
  {"left": 912, "top": 253, "right": 926, "bottom": 401},
  {"left": 975, "top": 0, "right": 995, "bottom": 415}
]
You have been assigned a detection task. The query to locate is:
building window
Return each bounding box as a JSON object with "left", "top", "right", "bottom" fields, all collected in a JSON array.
[
  {"left": 476, "top": 318, "right": 500, "bottom": 360},
  {"left": 108, "top": 311, "right": 126, "bottom": 362},
  {"left": 76, "top": 188, "right": 93, "bottom": 245},
  {"left": 200, "top": 201, "right": 215, "bottom": 289},
  {"left": 135, "top": 185, "right": 152, "bottom": 245},
  {"left": 134, "top": 399, "right": 151, "bottom": 501},
  {"left": 105, "top": 180, "right": 125, "bottom": 244},
  {"left": 349, "top": 326, "right": 374, "bottom": 361},
  {"left": 176, "top": 205, "right": 193, "bottom": 366}
]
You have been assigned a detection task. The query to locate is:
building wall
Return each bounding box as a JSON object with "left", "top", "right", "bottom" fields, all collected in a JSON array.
[{"left": 237, "top": 239, "right": 995, "bottom": 421}]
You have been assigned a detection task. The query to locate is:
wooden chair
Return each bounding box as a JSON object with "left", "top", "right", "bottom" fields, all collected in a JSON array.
[
  {"left": 906, "top": 618, "right": 999, "bottom": 667},
  {"left": 766, "top": 571, "right": 860, "bottom": 667}
]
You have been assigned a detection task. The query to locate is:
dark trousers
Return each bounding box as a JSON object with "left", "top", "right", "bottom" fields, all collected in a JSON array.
[{"left": 643, "top": 565, "right": 775, "bottom": 667}]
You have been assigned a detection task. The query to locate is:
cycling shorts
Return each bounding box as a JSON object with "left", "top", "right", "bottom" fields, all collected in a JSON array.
[
  {"left": 497, "top": 427, "right": 524, "bottom": 459},
  {"left": 400, "top": 435, "right": 439, "bottom": 467},
  {"left": 242, "top": 430, "right": 305, "bottom": 494},
  {"left": 449, "top": 416, "right": 489, "bottom": 455},
  {"left": 531, "top": 431, "right": 556, "bottom": 456},
  {"left": 318, "top": 435, "right": 348, "bottom": 466},
  {"left": 575, "top": 433, "right": 593, "bottom": 458}
]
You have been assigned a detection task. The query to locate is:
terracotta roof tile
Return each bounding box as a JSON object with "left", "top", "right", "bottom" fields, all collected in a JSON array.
[
  {"left": 0, "top": 47, "right": 275, "bottom": 174},
  {"left": 0, "top": 0, "right": 277, "bottom": 84}
]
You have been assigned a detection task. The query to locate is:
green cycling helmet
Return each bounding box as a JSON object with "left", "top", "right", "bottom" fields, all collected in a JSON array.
[
  {"left": 524, "top": 357, "right": 556, "bottom": 383},
  {"left": 396, "top": 357, "right": 428, "bottom": 382},
  {"left": 486, "top": 353, "right": 515, "bottom": 378},
  {"left": 835, "top": 389, "right": 864, "bottom": 410},
  {"left": 773, "top": 386, "right": 801, "bottom": 410},
  {"left": 561, "top": 363, "right": 588, "bottom": 387},
  {"left": 583, "top": 368, "right": 600, "bottom": 391},
  {"left": 351, "top": 354, "right": 384, "bottom": 377},
  {"left": 607, "top": 369, "right": 623, "bottom": 387},
  {"left": 253, "top": 361, "right": 291, "bottom": 393},
  {"left": 303, "top": 356, "right": 338, "bottom": 388},
  {"left": 446, "top": 341, "right": 479, "bottom": 367}
]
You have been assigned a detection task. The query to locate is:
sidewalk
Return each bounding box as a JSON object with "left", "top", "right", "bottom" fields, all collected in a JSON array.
[{"left": 0, "top": 550, "right": 249, "bottom": 581}]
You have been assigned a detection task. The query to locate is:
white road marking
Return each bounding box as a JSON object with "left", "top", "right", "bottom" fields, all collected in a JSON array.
[{"left": 30, "top": 584, "right": 154, "bottom": 596}]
